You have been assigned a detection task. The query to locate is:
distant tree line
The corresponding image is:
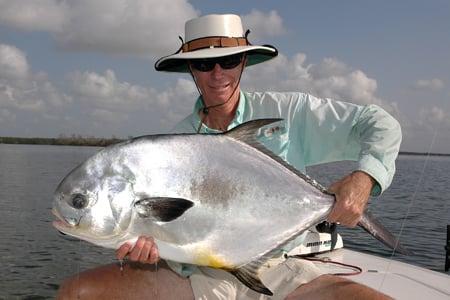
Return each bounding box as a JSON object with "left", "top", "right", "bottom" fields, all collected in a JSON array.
[
  {"left": 0, "top": 135, "right": 449, "bottom": 155},
  {"left": 0, "top": 134, "right": 126, "bottom": 147}
]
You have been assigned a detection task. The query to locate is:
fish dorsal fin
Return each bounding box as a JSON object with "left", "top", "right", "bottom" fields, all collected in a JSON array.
[
  {"left": 225, "top": 118, "right": 330, "bottom": 194},
  {"left": 230, "top": 261, "right": 273, "bottom": 296},
  {"left": 134, "top": 197, "right": 193, "bottom": 222},
  {"left": 225, "top": 118, "right": 282, "bottom": 144}
]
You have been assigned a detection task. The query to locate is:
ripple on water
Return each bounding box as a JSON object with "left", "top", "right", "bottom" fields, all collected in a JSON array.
[{"left": 1, "top": 145, "right": 449, "bottom": 298}]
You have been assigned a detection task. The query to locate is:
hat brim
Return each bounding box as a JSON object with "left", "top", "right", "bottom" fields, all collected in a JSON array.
[{"left": 155, "top": 45, "right": 278, "bottom": 73}]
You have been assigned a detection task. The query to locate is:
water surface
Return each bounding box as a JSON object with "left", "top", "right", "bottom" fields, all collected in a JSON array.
[{"left": 0, "top": 144, "right": 448, "bottom": 298}]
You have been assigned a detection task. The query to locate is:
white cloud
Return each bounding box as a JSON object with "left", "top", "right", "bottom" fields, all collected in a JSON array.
[
  {"left": 414, "top": 78, "right": 444, "bottom": 91},
  {"left": 67, "top": 69, "right": 196, "bottom": 131},
  {"left": 0, "top": 0, "right": 198, "bottom": 57},
  {"left": 0, "top": 0, "right": 67, "bottom": 32},
  {"left": 155, "top": 78, "right": 197, "bottom": 128},
  {"left": 418, "top": 106, "right": 450, "bottom": 129},
  {"left": 401, "top": 104, "right": 450, "bottom": 152},
  {"left": 0, "top": 44, "right": 29, "bottom": 79},
  {"left": 0, "top": 2, "right": 289, "bottom": 57},
  {"left": 243, "top": 53, "right": 388, "bottom": 108},
  {"left": 57, "top": 0, "right": 198, "bottom": 57},
  {"left": 0, "top": 43, "right": 69, "bottom": 114},
  {"left": 0, "top": 40, "right": 196, "bottom": 136},
  {"left": 241, "top": 10, "right": 285, "bottom": 42},
  {"left": 69, "top": 69, "right": 156, "bottom": 112}
]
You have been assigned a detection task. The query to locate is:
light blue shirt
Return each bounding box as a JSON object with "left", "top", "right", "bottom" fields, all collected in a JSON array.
[{"left": 169, "top": 91, "right": 402, "bottom": 276}]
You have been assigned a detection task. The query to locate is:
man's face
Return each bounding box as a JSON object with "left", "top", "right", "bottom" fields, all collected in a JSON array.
[{"left": 189, "top": 54, "right": 246, "bottom": 106}]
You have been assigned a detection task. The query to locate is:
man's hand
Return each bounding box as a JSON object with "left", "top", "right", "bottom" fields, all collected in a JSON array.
[
  {"left": 116, "top": 236, "right": 160, "bottom": 264},
  {"left": 327, "top": 171, "right": 375, "bottom": 227}
]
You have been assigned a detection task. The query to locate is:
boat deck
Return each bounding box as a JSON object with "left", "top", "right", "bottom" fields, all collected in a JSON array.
[{"left": 313, "top": 248, "right": 450, "bottom": 299}]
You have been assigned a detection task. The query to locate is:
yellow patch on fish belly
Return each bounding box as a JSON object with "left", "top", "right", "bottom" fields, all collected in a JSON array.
[{"left": 194, "top": 248, "right": 231, "bottom": 269}]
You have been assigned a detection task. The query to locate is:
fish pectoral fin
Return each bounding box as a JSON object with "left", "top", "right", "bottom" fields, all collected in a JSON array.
[
  {"left": 134, "top": 197, "right": 194, "bottom": 222},
  {"left": 230, "top": 263, "right": 273, "bottom": 296}
]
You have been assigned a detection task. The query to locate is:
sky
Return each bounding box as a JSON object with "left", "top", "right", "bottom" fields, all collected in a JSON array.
[{"left": 0, "top": 0, "right": 449, "bottom": 153}]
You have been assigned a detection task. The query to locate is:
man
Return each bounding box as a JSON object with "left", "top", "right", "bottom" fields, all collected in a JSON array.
[{"left": 57, "top": 14, "right": 400, "bottom": 299}]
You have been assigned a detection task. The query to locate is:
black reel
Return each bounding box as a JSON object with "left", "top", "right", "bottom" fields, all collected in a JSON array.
[{"left": 316, "top": 221, "right": 338, "bottom": 251}]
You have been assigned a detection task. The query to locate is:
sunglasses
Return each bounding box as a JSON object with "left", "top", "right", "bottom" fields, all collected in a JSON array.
[{"left": 190, "top": 53, "right": 244, "bottom": 72}]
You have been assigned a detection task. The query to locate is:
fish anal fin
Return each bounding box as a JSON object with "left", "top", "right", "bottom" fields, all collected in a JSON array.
[
  {"left": 134, "top": 197, "right": 193, "bottom": 222},
  {"left": 230, "top": 262, "right": 273, "bottom": 296}
]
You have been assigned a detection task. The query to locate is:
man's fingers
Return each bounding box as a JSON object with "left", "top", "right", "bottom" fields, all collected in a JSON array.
[
  {"left": 328, "top": 199, "right": 362, "bottom": 227},
  {"left": 118, "top": 236, "right": 160, "bottom": 264},
  {"left": 138, "top": 240, "right": 152, "bottom": 263},
  {"left": 129, "top": 236, "right": 146, "bottom": 261},
  {"left": 149, "top": 244, "right": 160, "bottom": 264},
  {"left": 327, "top": 209, "right": 339, "bottom": 223},
  {"left": 115, "top": 243, "right": 132, "bottom": 260},
  {"left": 330, "top": 208, "right": 361, "bottom": 227}
]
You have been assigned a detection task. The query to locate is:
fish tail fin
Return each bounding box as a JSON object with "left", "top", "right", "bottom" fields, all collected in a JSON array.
[
  {"left": 359, "top": 210, "right": 413, "bottom": 255},
  {"left": 230, "top": 262, "right": 273, "bottom": 296}
]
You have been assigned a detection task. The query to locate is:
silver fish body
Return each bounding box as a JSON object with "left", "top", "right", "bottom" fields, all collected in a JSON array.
[{"left": 52, "top": 119, "right": 408, "bottom": 295}]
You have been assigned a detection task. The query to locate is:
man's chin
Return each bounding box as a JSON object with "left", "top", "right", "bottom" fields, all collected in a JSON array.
[{"left": 205, "top": 90, "right": 237, "bottom": 103}]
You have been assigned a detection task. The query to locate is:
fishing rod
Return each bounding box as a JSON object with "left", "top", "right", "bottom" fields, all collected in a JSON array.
[
  {"left": 445, "top": 224, "right": 449, "bottom": 272},
  {"left": 377, "top": 110, "right": 450, "bottom": 289}
]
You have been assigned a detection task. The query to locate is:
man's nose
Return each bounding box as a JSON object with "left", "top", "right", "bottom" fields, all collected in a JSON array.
[{"left": 210, "top": 63, "right": 224, "bottom": 77}]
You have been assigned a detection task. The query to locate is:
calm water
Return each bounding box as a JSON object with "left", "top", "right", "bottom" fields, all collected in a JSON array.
[{"left": 0, "top": 144, "right": 449, "bottom": 299}]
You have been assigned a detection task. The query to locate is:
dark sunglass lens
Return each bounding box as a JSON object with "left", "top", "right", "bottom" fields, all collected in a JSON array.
[
  {"left": 219, "top": 54, "right": 243, "bottom": 69},
  {"left": 191, "top": 54, "right": 243, "bottom": 72},
  {"left": 191, "top": 60, "right": 215, "bottom": 72}
]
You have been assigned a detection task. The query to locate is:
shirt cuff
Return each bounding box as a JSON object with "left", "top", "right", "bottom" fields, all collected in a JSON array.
[{"left": 357, "top": 154, "right": 389, "bottom": 196}]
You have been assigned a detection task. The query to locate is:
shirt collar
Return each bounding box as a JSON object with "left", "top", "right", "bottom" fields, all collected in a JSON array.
[{"left": 191, "top": 91, "right": 247, "bottom": 133}]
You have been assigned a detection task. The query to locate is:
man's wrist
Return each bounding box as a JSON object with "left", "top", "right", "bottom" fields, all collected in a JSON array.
[{"left": 352, "top": 171, "right": 376, "bottom": 190}]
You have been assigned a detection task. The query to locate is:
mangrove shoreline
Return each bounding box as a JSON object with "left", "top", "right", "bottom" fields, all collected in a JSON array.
[{"left": 0, "top": 136, "right": 449, "bottom": 156}]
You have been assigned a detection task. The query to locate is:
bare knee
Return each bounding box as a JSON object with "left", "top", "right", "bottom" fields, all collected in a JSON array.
[
  {"left": 285, "top": 274, "right": 393, "bottom": 300},
  {"left": 56, "top": 263, "right": 123, "bottom": 299},
  {"left": 56, "top": 261, "right": 194, "bottom": 300}
]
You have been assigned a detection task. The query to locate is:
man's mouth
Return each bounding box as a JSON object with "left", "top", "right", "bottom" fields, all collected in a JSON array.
[{"left": 209, "top": 83, "right": 230, "bottom": 91}]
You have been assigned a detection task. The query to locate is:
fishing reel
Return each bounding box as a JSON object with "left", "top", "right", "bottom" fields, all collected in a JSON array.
[{"left": 316, "top": 221, "right": 338, "bottom": 251}]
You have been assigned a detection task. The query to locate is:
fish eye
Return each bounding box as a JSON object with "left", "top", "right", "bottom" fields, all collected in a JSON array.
[{"left": 71, "top": 193, "right": 88, "bottom": 209}]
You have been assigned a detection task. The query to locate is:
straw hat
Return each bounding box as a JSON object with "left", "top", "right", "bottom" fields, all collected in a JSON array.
[{"left": 154, "top": 14, "right": 278, "bottom": 73}]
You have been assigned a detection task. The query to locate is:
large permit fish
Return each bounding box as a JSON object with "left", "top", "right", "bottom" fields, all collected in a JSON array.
[{"left": 52, "top": 119, "right": 408, "bottom": 295}]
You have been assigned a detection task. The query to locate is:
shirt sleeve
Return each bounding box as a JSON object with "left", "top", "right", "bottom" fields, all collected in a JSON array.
[{"left": 293, "top": 94, "right": 402, "bottom": 196}]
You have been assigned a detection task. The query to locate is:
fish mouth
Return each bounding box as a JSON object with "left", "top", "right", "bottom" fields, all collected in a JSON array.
[
  {"left": 51, "top": 208, "right": 122, "bottom": 244},
  {"left": 52, "top": 218, "right": 74, "bottom": 237},
  {"left": 51, "top": 208, "right": 78, "bottom": 236},
  {"left": 52, "top": 219, "right": 72, "bottom": 231},
  {"left": 52, "top": 220, "right": 80, "bottom": 241},
  {"left": 51, "top": 211, "right": 95, "bottom": 242}
]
